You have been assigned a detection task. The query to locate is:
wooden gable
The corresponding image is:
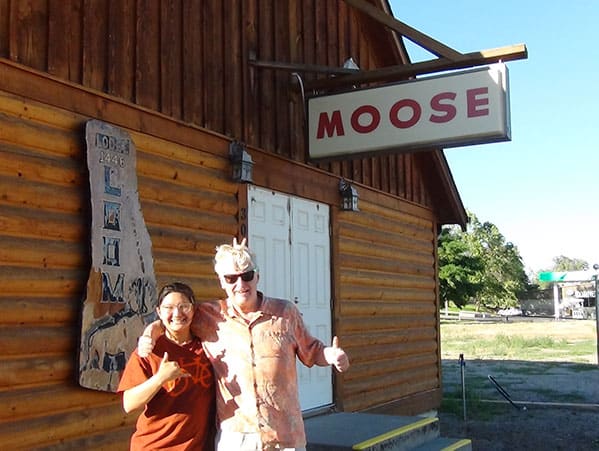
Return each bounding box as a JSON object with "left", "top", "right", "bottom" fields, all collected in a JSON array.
[{"left": 0, "top": 0, "right": 468, "bottom": 226}]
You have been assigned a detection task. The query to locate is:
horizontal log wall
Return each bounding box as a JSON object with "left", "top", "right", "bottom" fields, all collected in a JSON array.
[
  {"left": 0, "top": 87, "right": 237, "bottom": 448},
  {"left": 333, "top": 198, "right": 440, "bottom": 413},
  {"left": 0, "top": 0, "right": 435, "bottom": 209},
  {"left": 0, "top": 57, "right": 443, "bottom": 445}
]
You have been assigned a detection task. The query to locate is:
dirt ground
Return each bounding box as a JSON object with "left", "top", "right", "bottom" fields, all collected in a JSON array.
[{"left": 438, "top": 318, "right": 599, "bottom": 450}]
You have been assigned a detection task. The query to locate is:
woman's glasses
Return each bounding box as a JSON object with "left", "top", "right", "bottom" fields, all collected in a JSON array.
[
  {"left": 223, "top": 270, "right": 255, "bottom": 284},
  {"left": 160, "top": 303, "right": 193, "bottom": 314}
]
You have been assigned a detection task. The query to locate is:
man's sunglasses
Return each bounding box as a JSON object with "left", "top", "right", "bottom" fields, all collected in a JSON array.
[{"left": 223, "top": 270, "right": 256, "bottom": 284}]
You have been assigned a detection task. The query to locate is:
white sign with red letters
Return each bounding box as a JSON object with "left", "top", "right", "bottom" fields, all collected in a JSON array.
[{"left": 307, "top": 64, "right": 510, "bottom": 160}]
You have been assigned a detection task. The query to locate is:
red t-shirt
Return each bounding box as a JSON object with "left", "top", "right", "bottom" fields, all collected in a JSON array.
[{"left": 118, "top": 336, "right": 216, "bottom": 450}]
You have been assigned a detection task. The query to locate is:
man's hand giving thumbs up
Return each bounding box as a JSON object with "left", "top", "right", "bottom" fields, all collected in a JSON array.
[{"left": 323, "top": 336, "right": 350, "bottom": 372}]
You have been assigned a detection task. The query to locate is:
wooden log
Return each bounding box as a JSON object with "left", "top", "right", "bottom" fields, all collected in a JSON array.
[
  {"left": 140, "top": 199, "right": 238, "bottom": 236},
  {"left": 0, "top": 235, "right": 87, "bottom": 269},
  {"left": 148, "top": 225, "right": 229, "bottom": 255},
  {"left": 339, "top": 212, "right": 433, "bottom": 242},
  {"left": 360, "top": 389, "right": 442, "bottom": 417},
  {"left": 130, "top": 130, "right": 228, "bottom": 171},
  {"left": 138, "top": 175, "right": 237, "bottom": 215},
  {"left": 356, "top": 195, "right": 430, "bottom": 223},
  {"left": 339, "top": 300, "right": 436, "bottom": 317},
  {"left": 0, "top": 204, "right": 85, "bottom": 241},
  {"left": 339, "top": 327, "right": 437, "bottom": 348},
  {"left": 343, "top": 377, "right": 439, "bottom": 412},
  {"left": 0, "top": 266, "right": 86, "bottom": 297},
  {"left": 338, "top": 254, "right": 435, "bottom": 277},
  {"left": 0, "top": 403, "right": 132, "bottom": 449},
  {"left": 137, "top": 154, "right": 236, "bottom": 195},
  {"left": 0, "top": 175, "right": 84, "bottom": 213},
  {"left": 0, "top": 384, "right": 119, "bottom": 422},
  {"left": 0, "top": 142, "right": 84, "bottom": 186},
  {"left": 0, "top": 62, "right": 233, "bottom": 162},
  {"left": 0, "top": 324, "right": 75, "bottom": 356},
  {"left": 0, "top": 355, "right": 73, "bottom": 389},
  {"left": 0, "top": 113, "right": 82, "bottom": 159},
  {"left": 339, "top": 271, "right": 434, "bottom": 289},
  {"left": 338, "top": 315, "right": 436, "bottom": 332},
  {"left": 152, "top": 250, "right": 214, "bottom": 279},
  {"left": 344, "top": 354, "right": 437, "bottom": 382},
  {"left": 0, "top": 296, "right": 76, "bottom": 325},
  {"left": 345, "top": 365, "right": 439, "bottom": 396},
  {"left": 43, "top": 425, "right": 134, "bottom": 451},
  {"left": 337, "top": 285, "right": 436, "bottom": 305},
  {"left": 344, "top": 340, "right": 438, "bottom": 365},
  {"left": 339, "top": 235, "right": 433, "bottom": 263},
  {"left": 0, "top": 89, "right": 82, "bottom": 130},
  {"left": 338, "top": 222, "right": 432, "bottom": 252}
]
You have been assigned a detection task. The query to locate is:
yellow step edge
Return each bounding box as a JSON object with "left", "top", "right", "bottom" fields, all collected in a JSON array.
[
  {"left": 442, "top": 438, "right": 472, "bottom": 450},
  {"left": 352, "top": 417, "right": 439, "bottom": 450}
]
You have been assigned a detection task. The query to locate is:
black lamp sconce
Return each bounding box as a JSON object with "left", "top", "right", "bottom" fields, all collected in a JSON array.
[
  {"left": 339, "top": 178, "right": 359, "bottom": 211},
  {"left": 229, "top": 141, "right": 254, "bottom": 183}
]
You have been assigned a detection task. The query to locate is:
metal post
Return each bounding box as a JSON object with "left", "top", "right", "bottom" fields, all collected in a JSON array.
[
  {"left": 459, "top": 353, "right": 467, "bottom": 421},
  {"left": 553, "top": 283, "right": 560, "bottom": 320},
  {"left": 595, "top": 275, "right": 598, "bottom": 365}
]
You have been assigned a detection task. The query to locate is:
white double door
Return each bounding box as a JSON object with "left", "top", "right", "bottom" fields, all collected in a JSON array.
[{"left": 247, "top": 186, "right": 332, "bottom": 411}]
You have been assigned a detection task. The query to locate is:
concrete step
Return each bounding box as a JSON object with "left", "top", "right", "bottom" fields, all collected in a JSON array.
[
  {"left": 305, "top": 412, "right": 444, "bottom": 451},
  {"left": 411, "top": 437, "right": 472, "bottom": 451}
]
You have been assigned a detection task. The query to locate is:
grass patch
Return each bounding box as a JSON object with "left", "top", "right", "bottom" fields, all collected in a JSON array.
[
  {"left": 439, "top": 319, "right": 599, "bottom": 419},
  {"left": 441, "top": 391, "right": 511, "bottom": 420},
  {"left": 529, "top": 388, "right": 586, "bottom": 403},
  {"left": 440, "top": 320, "right": 598, "bottom": 362}
]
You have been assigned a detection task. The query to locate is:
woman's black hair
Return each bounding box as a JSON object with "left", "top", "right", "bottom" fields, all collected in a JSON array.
[{"left": 157, "top": 282, "right": 196, "bottom": 306}]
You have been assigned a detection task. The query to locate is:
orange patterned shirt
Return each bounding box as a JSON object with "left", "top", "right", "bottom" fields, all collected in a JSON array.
[
  {"left": 193, "top": 293, "right": 326, "bottom": 448},
  {"left": 118, "top": 336, "right": 216, "bottom": 450}
]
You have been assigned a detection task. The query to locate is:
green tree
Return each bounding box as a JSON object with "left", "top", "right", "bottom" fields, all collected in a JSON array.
[
  {"left": 465, "top": 213, "right": 529, "bottom": 310},
  {"left": 552, "top": 255, "right": 589, "bottom": 271},
  {"left": 437, "top": 226, "right": 484, "bottom": 308},
  {"left": 437, "top": 212, "right": 530, "bottom": 311}
]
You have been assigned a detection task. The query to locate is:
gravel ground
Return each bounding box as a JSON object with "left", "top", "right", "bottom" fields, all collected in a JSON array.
[{"left": 439, "top": 358, "right": 599, "bottom": 450}]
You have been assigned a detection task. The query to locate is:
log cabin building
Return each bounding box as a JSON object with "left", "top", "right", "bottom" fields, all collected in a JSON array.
[{"left": 0, "top": 0, "right": 525, "bottom": 448}]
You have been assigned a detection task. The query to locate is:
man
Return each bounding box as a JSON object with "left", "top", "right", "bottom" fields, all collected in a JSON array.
[{"left": 138, "top": 237, "right": 349, "bottom": 451}]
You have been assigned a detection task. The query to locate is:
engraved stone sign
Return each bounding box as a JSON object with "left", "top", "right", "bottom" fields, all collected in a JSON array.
[{"left": 79, "top": 120, "right": 157, "bottom": 392}]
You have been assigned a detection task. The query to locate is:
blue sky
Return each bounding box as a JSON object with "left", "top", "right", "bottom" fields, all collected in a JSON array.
[{"left": 389, "top": 1, "right": 599, "bottom": 273}]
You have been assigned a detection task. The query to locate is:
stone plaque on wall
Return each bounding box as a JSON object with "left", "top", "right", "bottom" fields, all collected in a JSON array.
[{"left": 79, "top": 120, "right": 157, "bottom": 392}]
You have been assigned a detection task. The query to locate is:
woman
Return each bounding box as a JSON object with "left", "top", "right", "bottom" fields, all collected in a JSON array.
[{"left": 118, "top": 282, "right": 215, "bottom": 450}]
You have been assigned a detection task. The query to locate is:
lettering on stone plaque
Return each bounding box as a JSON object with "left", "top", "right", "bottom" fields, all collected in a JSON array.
[
  {"left": 79, "top": 120, "right": 157, "bottom": 392},
  {"left": 102, "top": 237, "right": 121, "bottom": 267}
]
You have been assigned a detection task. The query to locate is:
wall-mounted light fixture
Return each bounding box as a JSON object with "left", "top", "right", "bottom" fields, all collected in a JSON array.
[
  {"left": 339, "top": 178, "right": 359, "bottom": 211},
  {"left": 229, "top": 141, "right": 254, "bottom": 183}
]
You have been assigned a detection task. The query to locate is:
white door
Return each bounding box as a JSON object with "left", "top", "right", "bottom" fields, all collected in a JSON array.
[{"left": 248, "top": 186, "right": 332, "bottom": 411}]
